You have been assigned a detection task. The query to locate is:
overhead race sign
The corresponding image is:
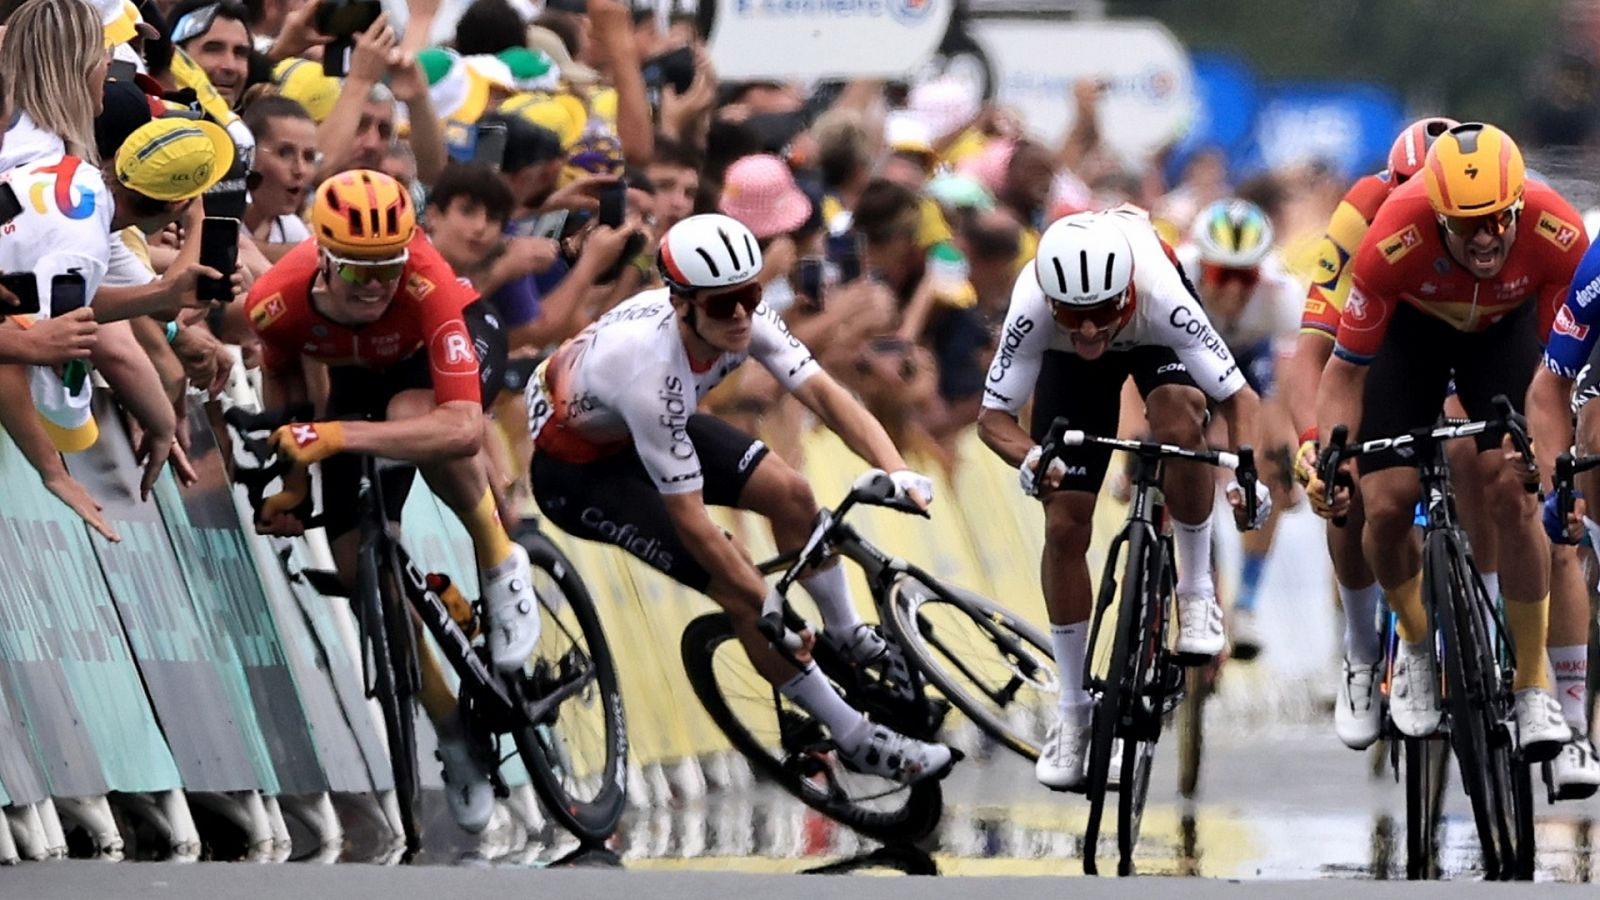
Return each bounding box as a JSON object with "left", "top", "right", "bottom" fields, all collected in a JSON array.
[
  {"left": 708, "top": 0, "right": 954, "bottom": 80},
  {"left": 969, "top": 18, "right": 1196, "bottom": 166}
]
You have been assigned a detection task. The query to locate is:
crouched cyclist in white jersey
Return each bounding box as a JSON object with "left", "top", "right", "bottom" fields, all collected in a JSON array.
[
  {"left": 977, "top": 207, "right": 1269, "bottom": 790},
  {"left": 527, "top": 214, "right": 954, "bottom": 783}
]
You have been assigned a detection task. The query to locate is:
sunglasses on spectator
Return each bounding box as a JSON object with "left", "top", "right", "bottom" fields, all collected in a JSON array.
[
  {"left": 1200, "top": 263, "right": 1261, "bottom": 289},
  {"left": 170, "top": 2, "right": 221, "bottom": 44},
  {"left": 1049, "top": 291, "right": 1131, "bottom": 330},
  {"left": 695, "top": 281, "right": 763, "bottom": 320},
  {"left": 323, "top": 250, "right": 409, "bottom": 285},
  {"left": 1438, "top": 206, "right": 1519, "bottom": 238}
]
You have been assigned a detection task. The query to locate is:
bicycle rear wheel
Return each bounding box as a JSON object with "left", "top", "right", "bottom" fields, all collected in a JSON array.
[
  {"left": 506, "top": 529, "right": 627, "bottom": 844},
  {"left": 882, "top": 575, "right": 1056, "bottom": 761},
  {"left": 680, "top": 612, "right": 943, "bottom": 844},
  {"left": 359, "top": 531, "right": 421, "bottom": 859}
]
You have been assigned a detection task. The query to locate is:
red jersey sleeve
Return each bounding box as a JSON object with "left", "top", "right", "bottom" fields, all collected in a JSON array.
[{"left": 1333, "top": 243, "right": 1401, "bottom": 365}]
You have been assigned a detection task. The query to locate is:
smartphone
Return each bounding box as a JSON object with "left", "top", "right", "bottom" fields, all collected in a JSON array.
[
  {"left": 545, "top": 0, "right": 587, "bottom": 12},
  {"left": 0, "top": 272, "right": 39, "bottom": 315},
  {"left": 315, "top": 0, "right": 383, "bottom": 39},
  {"left": 641, "top": 45, "right": 696, "bottom": 95},
  {"left": 323, "top": 41, "right": 352, "bottom": 77},
  {"left": 597, "top": 180, "right": 627, "bottom": 229},
  {"left": 0, "top": 182, "right": 22, "bottom": 227},
  {"left": 198, "top": 217, "right": 240, "bottom": 304},
  {"left": 473, "top": 121, "right": 509, "bottom": 171},
  {"left": 52, "top": 273, "right": 90, "bottom": 393},
  {"left": 826, "top": 230, "right": 864, "bottom": 283},
  {"left": 795, "top": 256, "right": 824, "bottom": 310}
]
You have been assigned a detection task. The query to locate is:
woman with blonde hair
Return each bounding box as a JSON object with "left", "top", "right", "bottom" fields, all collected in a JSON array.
[{"left": 0, "top": 0, "right": 107, "bottom": 168}]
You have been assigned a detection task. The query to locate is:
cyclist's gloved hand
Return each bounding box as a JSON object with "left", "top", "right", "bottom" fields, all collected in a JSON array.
[
  {"left": 1293, "top": 439, "right": 1318, "bottom": 488},
  {"left": 1019, "top": 445, "right": 1068, "bottom": 497},
  {"left": 889, "top": 469, "right": 935, "bottom": 509},
  {"left": 1544, "top": 488, "right": 1584, "bottom": 545},
  {"left": 1227, "top": 477, "right": 1272, "bottom": 530},
  {"left": 269, "top": 421, "right": 347, "bottom": 467},
  {"left": 1306, "top": 460, "right": 1351, "bottom": 521}
]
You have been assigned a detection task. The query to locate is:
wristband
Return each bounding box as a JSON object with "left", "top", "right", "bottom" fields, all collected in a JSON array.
[
  {"left": 164, "top": 320, "right": 181, "bottom": 343},
  {"left": 1299, "top": 425, "right": 1318, "bottom": 445}
]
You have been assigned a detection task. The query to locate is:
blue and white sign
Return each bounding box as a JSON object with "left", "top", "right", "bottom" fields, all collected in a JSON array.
[{"left": 1236, "top": 82, "right": 1407, "bottom": 180}]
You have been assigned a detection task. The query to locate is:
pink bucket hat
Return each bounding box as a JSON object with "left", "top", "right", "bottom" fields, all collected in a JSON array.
[{"left": 718, "top": 154, "right": 812, "bottom": 239}]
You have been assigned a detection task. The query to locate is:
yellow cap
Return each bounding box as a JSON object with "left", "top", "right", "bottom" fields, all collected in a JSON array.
[
  {"left": 273, "top": 58, "right": 342, "bottom": 123},
  {"left": 502, "top": 92, "right": 587, "bottom": 148},
  {"left": 115, "top": 118, "right": 235, "bottom": 202},
  {"left": 101, "top": 0, "right": 156, "bottom": 47}
]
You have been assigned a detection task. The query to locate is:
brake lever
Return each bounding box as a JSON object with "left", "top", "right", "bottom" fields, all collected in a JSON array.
[
  {"left": 1492, "top": 395, "right": 1540, "bottom": 494},
  {"left": 1557, "top": 452, "right": 1577, "bottom": 535},
  {"left": 1322, "top": 425, "right": 1349, "bottom": 528},
  {"left": 1236, "top": 445, "right": 1258, "bottom": 529}
]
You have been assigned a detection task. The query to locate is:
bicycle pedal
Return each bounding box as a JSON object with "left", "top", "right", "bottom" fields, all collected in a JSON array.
[{"left": 1173, "top": 650, "right": 1218, "bottom": 668}]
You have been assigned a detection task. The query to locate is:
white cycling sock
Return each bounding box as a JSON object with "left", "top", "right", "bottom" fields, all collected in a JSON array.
[
  {"left": 780, "top": 664, "right": 869, "bottom": 747},
  {"left": 1550, "top": 644, "right": 1589, "bottom": 732},
  {"left": 1339, "top": 580, "right": 1383, "bottom": 666},
  {"left": 1050, "top": 621, "right": 1091, "bottom": 721},
  {"left": 1173, "top": 516, "right": 1214, "bottom": 597},
  {"left": 799, "top": 564, "right": 863, "bottom": 633}
]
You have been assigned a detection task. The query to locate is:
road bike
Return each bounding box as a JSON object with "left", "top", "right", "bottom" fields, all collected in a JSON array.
[
  {"left": 1037, "top": 417, "right": 1258, "bottom": 876},
  {"left": 681, "top": 470, "right": 1055, "bottom": 843},
  {"left": 227, "top": 407, "right": 628, "bottom": 859},
  {"left": 1319, "top": 397, "right": 1536, "bottom": 880}
]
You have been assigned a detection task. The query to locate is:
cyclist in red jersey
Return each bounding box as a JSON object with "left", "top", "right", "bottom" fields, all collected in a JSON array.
[
  {"left": 1312, "top": 124, "right": 1583, "bottom": 761},
  {"left": 244, "top": 170, "right": 529, "bottom": 834}
]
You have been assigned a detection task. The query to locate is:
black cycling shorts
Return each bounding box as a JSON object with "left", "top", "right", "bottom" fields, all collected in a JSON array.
[
  {"left": 1028, "top": 347, "right": 1201, "bottom": 494},
  {"left": 320, "top": 302, "right": 508, "bottom": 537},
  {"left": 1356, "top": 300, "right": 1539, "bottom": 474},
  {"left": 531, "top": 413, "right": 769, "bottom": 591}
]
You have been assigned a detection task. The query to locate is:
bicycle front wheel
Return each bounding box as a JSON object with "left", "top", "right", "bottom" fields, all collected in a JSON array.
[
  {"left": 359, "top": 533, "right": 421, "bottom": 859},
  {"left": 882, "top": 575, "right": 1056, "bottom": 760},
  {"left": 680, "top": 612, "right": 944, "bottom": 844},
  {"left": 507, "top": 529, "right": 628, "bottom": 844},
  {"left": 1403, "top": 735, "right": 1445, "bottom": 880}
]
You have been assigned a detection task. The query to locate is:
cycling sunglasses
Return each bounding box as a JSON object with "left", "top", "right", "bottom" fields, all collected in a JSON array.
[
  {"left": 696, "top": 281, "right": 763, "bottom": 320},
  {"left": 323, "top": 250, "right": 409, "bottom": 285},
  {"left": 1201, "top": 263, "right": 1261, "bottom": 289},
  {"left": 1438, "top": 206, "right": 1518, "bottom": 238},
  {"left": 1049, "top": 291, "right": 1130, "bottom": 330},
  {"left": 170, "top": 2, "right": 222, "bottom": 44}
]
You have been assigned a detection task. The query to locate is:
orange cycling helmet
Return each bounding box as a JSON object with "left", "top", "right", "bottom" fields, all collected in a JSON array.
[
  {"left": 1387, "top": 116, "right": 1458, "bottom": 183},
  {"left": 311, "top": 169, "right": 416, "bottom": 258},
  {"left": 1422, "top": 123, "right": 1525, "bottom": 217}
]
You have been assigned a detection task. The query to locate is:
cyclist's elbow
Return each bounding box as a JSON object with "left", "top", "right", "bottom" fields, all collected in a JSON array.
[{"left": 436, "top": 406, "right": 484, "bottom": 458}]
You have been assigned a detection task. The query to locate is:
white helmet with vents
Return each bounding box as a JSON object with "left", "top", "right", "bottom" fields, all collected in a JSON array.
[
  {"left": 657, "top": 214, "right": 763, "bottom": 292},
  {"left": 1034, "top": 212, "right": 1135, "bottom": 307}
]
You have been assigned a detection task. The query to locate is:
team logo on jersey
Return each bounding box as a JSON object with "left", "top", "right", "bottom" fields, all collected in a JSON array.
[
  {"left": 1312, "top": 238, "right": 1348, "bottom": 290},
  {"left": 1534, "top": 211, "right": 1580, "bottom": 251},
  {"left": 430, "top": 322, "right": 478, "bottom": 376},
  {"left": 249, "top": 293, "right": 287, "bottom": 329},
  {"left": 406, "top": 272, "right": 436, "bottom": 299},
  {"left": 1378, "top": 225, "right": 1422, "bottom": 264},
  {"left": 1554, "top": 305, "right": 1590, "bottom": 341},
  {"left": 1303, "top": 297, "right": 1328, "bottom": 316}
]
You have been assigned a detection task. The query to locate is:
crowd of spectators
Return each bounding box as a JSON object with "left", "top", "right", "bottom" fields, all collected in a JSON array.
[{"left": 0, "top": 0, "right": 1346, "bottom": 532}]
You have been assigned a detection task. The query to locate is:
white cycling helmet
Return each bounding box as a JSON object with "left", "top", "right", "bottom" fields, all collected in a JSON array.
[
  {"left": 657, "top": 213, "right": 763, "bottom": 292},
  {"left": 1191, "top": 199, "right": 1275, "bottom": 269},
  {"left": 1034, "top": 212, "right": 1135, "bottom": 307}
]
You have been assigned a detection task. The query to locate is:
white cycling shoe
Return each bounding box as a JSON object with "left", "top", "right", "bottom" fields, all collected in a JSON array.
[
  {"left": 1550, "top": 731, "right": 1600, "bottom": 801},
  {"left": 836, "top": 722, "right": 955, "bottom": 784},
  {"left": 437, "top": 732, "right": 496, "bottom": 834},
  {"left": 826, "top": 623, "right": 888, "bottom": 666},
  {"left": 1388, "top": 639, "right": 1442, "bottom": 737},
  {"left": 1335, "top": 658, "right": 1384, "bottom": 750},
  {"left": 1036, "top": 713, "right": 1091, "bottom": 791},
  {"left": 483, "top": 543, "right": 541, "bottom": 672},
  {"left": 1514, "top": 688, "right": 1568, "bottom": 763},
  {"left": 1175, "top": 592, "right": 1225, "bottom": 660}
]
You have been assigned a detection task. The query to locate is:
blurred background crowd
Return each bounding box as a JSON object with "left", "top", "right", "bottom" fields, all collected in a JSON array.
[{"left": 2, "top": 0, "right": 1598, "bottom": 530}]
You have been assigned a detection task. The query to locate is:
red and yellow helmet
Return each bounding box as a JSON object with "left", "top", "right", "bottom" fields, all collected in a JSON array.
[
  {"left": 1422, "top": 123, "right": 1525, "bottom": 217},
  {"left": 311, "top": 169, "right": 416, "bottom": 258},
  {"left": 1387, "top": 116, "right": 1458, "bottom": 183}
]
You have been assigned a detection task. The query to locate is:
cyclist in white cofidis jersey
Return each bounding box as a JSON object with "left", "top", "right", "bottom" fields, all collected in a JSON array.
[
  {"left": 977, "top": 206, "right": 1269, "bottom": 791},
  {"left": 527, "top": 214, "right": 955, "bottom": 785}
]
